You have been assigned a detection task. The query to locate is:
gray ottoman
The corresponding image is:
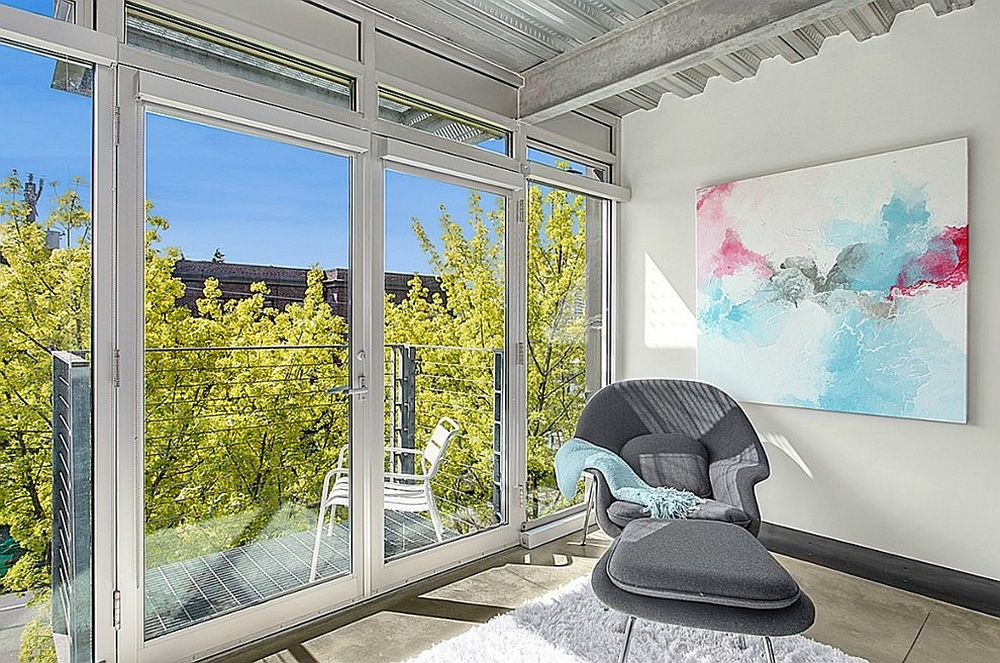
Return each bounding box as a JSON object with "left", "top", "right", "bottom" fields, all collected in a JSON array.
[{"left": 591, "top": 519, "right": 815, "bottom": 662}]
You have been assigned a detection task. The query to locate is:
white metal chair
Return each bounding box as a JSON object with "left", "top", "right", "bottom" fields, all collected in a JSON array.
[{"left": 309, "top": 416, "right": 460, "bottom": 582}]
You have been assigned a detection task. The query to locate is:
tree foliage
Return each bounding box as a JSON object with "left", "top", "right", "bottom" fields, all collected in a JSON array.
[{"left": 0, "top": 170, "right": 593, "bottom": 657}]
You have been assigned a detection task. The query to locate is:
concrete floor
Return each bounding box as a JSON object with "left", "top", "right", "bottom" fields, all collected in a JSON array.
[{"left": 218, "top": 530, "right": 1000, "bottom": 663}]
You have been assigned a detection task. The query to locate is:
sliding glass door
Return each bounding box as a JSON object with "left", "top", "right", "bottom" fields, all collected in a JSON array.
[{"left": 115, "top": 70, "right": 368, "bottom": 663}]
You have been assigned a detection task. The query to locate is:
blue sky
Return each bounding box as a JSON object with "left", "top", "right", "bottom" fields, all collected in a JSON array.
[
  {"left": 147, "top": 113, "right": 501, "bottom": 273},
  {"left": 3, "top": 0, "right": 49, "bottom": 16},
  {"left": 0, "top": 42, "right": 93, "bottom": 218}
]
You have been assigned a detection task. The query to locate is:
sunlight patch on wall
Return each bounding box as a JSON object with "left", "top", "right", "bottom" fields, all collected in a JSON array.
[
  {"left": 760, "top": 432, "right": 813, "bottom": 479},
  {"left": 644, "top": 253, "right": 697, "bottom": 349}
]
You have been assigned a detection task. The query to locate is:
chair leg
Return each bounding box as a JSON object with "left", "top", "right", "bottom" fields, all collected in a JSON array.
[
  {"left": 763, "top": 636, "right": 776, "bottom": 663},
  {"left": 619, "top": 615, "right": 636, "bottom": 663},
  {"left": 310, "top": 499, "right": 328, "bottom": 584},
  {"left": 426, "top": 485, "right": 444, "bottom": 542},
  {"left": 580, "top": 473, "right": 594, "bottom": 545}
]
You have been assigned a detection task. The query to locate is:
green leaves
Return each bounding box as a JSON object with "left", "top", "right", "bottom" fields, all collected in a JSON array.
[{"left": 0, "top": 173, "right": 592, "bottom": 594}]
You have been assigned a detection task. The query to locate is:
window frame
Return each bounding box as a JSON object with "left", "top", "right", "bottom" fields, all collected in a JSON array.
[{"left": 519, "top": 175, "right": 617, "bottom": 529}]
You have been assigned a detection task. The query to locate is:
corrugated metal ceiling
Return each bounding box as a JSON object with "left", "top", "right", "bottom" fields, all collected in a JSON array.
[{"left": 360, "top": 0, "right": 974, "bottom": 117}]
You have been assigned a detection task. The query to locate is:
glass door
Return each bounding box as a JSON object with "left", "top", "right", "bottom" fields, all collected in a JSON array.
[
  {"left": 382, "top": 169, "right": 507, "bottom": 560},
  {"left": 373, "top": 140, "right": 524, "bottom": 590},
  {"left": 115, "top": 69, "right": 368, "bottom": 663}
]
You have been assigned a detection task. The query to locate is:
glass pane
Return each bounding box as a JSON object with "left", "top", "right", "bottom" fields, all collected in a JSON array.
[
  {"left": 0, "top": 43, "right": 93, "bottom": 663},
  {"left": 126, "top": 4, "right": 354, "bottom": 110},
  {"left": 526, "top": 184, "right": 607, "bottom": 519},
  {"left": 528, "top": 145, "right": 607, "bottom": 182},
  {"left": 143, "top": 113, "right": 352, "bottom": 638},
  {"left": 379, "top": 89, "right": 509, "bottom": 156},
  {"left": 383, "top": 170, "right": 506, "bottom": 559}
]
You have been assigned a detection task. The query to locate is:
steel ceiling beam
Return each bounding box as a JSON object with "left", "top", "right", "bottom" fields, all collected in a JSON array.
[{"left": 519, "top": 0, "right": 871, "bottom": 122}]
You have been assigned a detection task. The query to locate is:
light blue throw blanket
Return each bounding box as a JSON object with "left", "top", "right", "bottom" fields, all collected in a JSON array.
[{"left": 555, "top": 437, "right": 703, "bottom": 519}]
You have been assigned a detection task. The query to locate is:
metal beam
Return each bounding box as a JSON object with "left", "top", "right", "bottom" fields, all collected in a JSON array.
[{"left": 519, "top": 0, "right": 870, "bottom": 123}]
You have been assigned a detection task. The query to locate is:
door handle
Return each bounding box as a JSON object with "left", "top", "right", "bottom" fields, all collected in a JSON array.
[{"left": 327, "top": 374, "right": 368, "bottom": 396}]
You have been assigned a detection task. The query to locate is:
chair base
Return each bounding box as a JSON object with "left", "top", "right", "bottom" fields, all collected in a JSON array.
[{"left": 618, "top": 616, "right": 777, "bottom": 663}]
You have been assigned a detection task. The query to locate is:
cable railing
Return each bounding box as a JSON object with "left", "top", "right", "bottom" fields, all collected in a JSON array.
[
  {"left": 140, "top": 342, "right": 503, "bottom": 548},
  {"left": 385, "top": 343, "right": 504, "bottom": 533}
]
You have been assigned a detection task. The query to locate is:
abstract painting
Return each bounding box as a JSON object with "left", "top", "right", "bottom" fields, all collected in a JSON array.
[{"left": 696, "top": 139, "right": 968, "bottom": 423}]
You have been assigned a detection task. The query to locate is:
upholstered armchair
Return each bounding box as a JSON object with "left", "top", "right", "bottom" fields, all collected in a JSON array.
[{"left": 575, "top": 379, "right": 769, "bottom": 537}]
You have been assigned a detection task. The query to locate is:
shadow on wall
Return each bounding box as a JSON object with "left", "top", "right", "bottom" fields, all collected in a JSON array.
[{"left": 644, "top": 253, "right": 697, "bottom": 350}]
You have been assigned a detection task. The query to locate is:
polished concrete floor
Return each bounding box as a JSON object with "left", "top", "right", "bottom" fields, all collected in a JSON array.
[{"left": 220, "top": 530, "right": 1000, "bottom": 663}]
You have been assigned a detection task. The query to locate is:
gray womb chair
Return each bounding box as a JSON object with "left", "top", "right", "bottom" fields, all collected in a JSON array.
[{"left": 575, "top": 379, "right": 769, "bottom": 537}]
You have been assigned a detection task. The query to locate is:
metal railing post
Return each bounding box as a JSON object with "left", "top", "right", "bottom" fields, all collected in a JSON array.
[
  {"left": 492, "top": 350, "right": 503, "bottom": 524},
  {"left": 50, "top": 350, "right": 92, "bottom": 663},
  {"left": 400, "top": 345, "right": 417, "bottom": 475}
]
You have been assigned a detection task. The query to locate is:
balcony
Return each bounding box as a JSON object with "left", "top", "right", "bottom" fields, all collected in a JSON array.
[{"left": 52, "top": 343, "right": 504, "bottom": 642}]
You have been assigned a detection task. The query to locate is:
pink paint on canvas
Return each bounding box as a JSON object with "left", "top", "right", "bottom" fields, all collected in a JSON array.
[
  {"left": 711, "top": 228, "right": 773, "bottom": 280},
  {"left": 892, "top": 225, "right": 969, "bottom": 298}
]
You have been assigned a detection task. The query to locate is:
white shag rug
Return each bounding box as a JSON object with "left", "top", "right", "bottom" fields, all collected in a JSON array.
[{"left": 407, "top": 578, "right": 867, "bottom": 663}]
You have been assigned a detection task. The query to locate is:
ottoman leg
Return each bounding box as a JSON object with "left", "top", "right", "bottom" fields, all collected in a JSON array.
[
  {"left": 762, "top": 636, "right": 776, "bottom": 663},
  {"left": 619, "top": 615, "right": 636, "bottom": 663},
  {"left": 580, "top": 473, "right": 594, "bottom": 545}
]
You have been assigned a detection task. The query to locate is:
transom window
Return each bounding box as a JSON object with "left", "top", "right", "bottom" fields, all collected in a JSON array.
[
  {"left": 125, "top": 4, "right": 355, "bottom": 110},
  {"left": 378, "top": 87, "right": 510, "bottom": 156}
]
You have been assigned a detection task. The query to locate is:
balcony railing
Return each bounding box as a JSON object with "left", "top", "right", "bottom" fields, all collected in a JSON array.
[
  {"left": 50, "top": 351, "right": 92, "bottom": 663},
  {"left": 52, "top": 342, "right": 504, "bottom": 640}
]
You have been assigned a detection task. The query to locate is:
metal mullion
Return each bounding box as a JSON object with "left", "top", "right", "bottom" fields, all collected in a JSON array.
[
  {"left": 92, "top": 60, "right": 118, "bottom": 663},
  {"left": 362, "top": 136, "right": 386, "bottom": 597},
  {"left": 114, "top": 63, "right": 147, "bottom": 661}
]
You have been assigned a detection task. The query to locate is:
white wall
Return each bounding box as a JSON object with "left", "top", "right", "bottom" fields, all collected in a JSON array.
[{"left": 618, "top": 2, "right": 1000, "bottom": 581}]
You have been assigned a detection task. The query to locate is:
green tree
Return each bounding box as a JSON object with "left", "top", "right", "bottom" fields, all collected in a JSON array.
[
  {"left": 525, "top": 184, "right": 589, "bottom": 517},
  {"left": 1, "top": 168, "right": 593, "bottom": 658},
  {"left": 0, "top": 173, "right": 91, "bottom": 591}
]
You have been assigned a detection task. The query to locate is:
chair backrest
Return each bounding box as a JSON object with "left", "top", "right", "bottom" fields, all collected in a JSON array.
[
  {"left": 575, "top": 379, "right": 762, "bottom": 462},
  {"left": 421, "top": 417, "right": 460, "bottom": 478}
]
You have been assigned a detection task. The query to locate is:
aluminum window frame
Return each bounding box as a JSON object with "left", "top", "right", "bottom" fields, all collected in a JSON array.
[{"left": 3, "top": 2, "right": 627, "bottom": 658}]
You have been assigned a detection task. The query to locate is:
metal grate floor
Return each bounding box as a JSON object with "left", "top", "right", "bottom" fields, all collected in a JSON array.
[{"left": 144, "top": 511, "right": 451, "bottom": 639}]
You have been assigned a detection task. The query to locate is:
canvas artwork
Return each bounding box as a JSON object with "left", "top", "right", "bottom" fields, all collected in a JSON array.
[{"left": 696, "top": 139, "right": 968, "bottom": 423}]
